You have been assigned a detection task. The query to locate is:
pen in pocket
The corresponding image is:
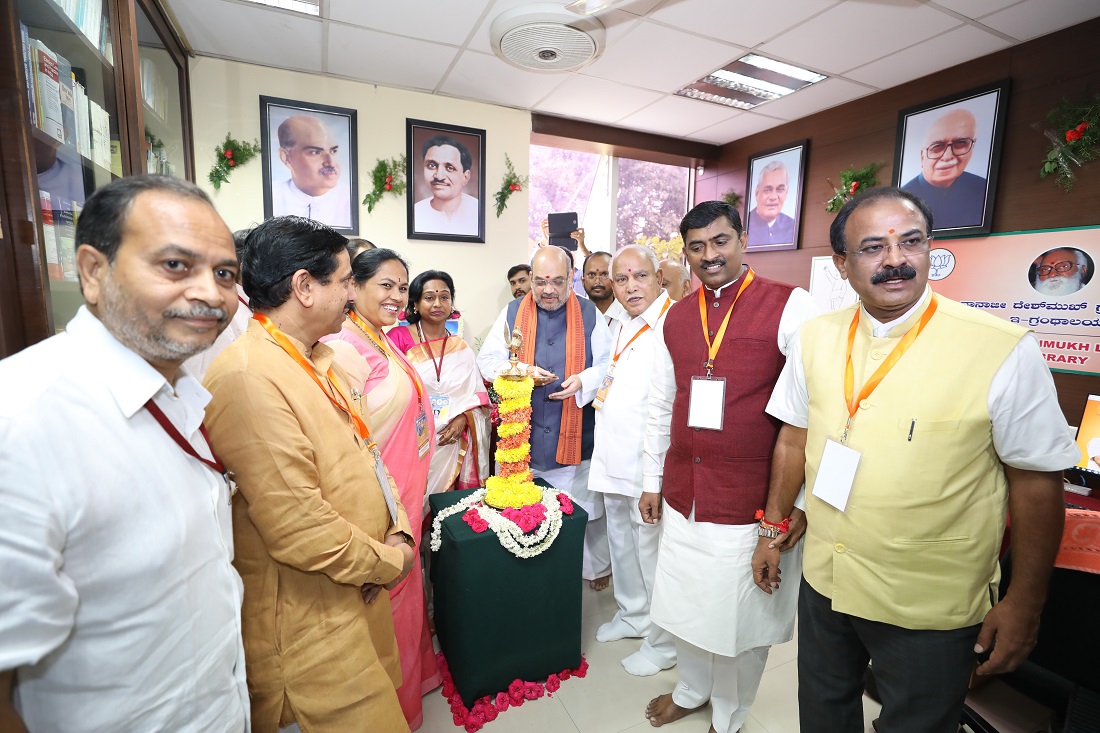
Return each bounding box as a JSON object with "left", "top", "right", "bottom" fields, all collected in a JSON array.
[{"left": 908, "top": 419, "right": 916, "bottom": 442}]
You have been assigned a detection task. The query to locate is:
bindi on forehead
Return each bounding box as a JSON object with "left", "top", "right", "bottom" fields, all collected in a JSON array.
[{"left": 888, "top": 229, "right": 895, "bottom": 234}]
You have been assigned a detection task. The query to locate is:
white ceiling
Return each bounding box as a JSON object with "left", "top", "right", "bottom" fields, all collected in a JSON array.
[{"left": 165, "top": 0, "right": 1100, "bottom": 146}]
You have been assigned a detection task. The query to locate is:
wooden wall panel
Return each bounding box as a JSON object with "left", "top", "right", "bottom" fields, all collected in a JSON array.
[{"left": 698, "top": 18, "right": 1100, "bottom": 419}]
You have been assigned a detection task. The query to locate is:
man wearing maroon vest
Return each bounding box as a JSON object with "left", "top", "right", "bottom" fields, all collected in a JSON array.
[{"left": 641, "top": 201, "right": 817, "bottom": 733}]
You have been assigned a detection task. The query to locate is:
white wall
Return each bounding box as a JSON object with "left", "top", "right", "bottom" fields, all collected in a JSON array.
[{"left": 188, "top": 57, "right": 532, "bottom": 343}]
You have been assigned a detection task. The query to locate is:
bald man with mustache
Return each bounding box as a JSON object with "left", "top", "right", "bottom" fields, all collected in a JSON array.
[{"left": 901, "top": 108, "right": 988, "bottom": 230}]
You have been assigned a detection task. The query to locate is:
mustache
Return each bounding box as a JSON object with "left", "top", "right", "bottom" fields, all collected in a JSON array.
[
  {"left": 165, "top": 304, "right": 228, "bottom": 321},
  {"left": 870, "top": 263, "right": 918, "bottom": 285},
  {"left": 699, "top": 257, "right": 725, "bottom": 270},
  {"left": 432, "top": 177, "right": 449, "bottom": 185},
  {"left": 319, "top": 165, "right": 338, "bottom": 175}
]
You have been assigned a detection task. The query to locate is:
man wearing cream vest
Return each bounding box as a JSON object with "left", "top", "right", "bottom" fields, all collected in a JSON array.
[{"left": 754, "top": 187, "right": 1079, "bottom": 733}]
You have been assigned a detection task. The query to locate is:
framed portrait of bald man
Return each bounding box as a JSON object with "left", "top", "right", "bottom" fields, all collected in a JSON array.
[
  {"left": 744, "top": 140, "right": 808, "bottom": 253},
  {"left": 406, "top": 118, "right": 486, "bottom": 243},
  {"left": 893, "top": 80, "right": 1009, "bottom": 238},
  {"left": 260, "top": 96, "right": 358, "bottom": 234}
]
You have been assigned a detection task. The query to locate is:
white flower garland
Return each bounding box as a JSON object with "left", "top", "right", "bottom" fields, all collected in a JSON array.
[{"left": 430, "top": 488, "right": 574, "bottom": 559}]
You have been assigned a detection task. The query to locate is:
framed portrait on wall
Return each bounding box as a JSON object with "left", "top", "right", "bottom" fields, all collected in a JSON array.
[
  {"left": 744, "top": 140, "right": 808, "bottom": 252},
  {"left": 892, "top": 79, "right": 1010, "bottom": 238},
  {"left": 406, "top": 118, "right": 486, "bottom": 243},
  {"left": 260, "top": 96, "right": 358, "bottom": 234}
]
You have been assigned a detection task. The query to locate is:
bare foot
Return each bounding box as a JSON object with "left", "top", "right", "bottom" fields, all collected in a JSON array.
[
  {"left": 645, "top": 693, "right": 703, "bottom": 727},
  {"left": 589, "top": 574, "right": 611, "bottom": 591}
]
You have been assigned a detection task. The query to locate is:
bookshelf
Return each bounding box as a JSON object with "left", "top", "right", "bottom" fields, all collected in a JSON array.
[{"left": 0, "top": 0, "right": 194, "bottom": 352}]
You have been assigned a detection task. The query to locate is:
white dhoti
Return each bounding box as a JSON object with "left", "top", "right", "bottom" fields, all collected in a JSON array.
[
  {"left": 534, "top": 461, "right": 611, "bottom": 580},
  {"left": 651, "top": 502, "right": 802, "bottom": 733},
  {"left": 598, "top": 492, "right": 676, "bottom": 670}
]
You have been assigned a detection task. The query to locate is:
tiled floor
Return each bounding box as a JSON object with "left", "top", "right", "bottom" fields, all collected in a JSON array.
[{"left": 420, "top": 580, "right": 883, "bottom": 733}]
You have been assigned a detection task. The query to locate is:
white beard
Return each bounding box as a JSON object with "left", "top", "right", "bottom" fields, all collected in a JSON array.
[{"left": 1035, "top": 274, "right": 1083, "bottom": 296}]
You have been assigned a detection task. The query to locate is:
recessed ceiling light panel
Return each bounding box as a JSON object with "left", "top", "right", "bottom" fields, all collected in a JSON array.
[{"left": 677, "top": 53, "right": 826, "bottom": 109}]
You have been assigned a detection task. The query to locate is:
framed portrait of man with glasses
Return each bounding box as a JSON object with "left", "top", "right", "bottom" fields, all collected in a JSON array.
[{"left": 893, "top": 80, "right": 1010, "bottom": 237}]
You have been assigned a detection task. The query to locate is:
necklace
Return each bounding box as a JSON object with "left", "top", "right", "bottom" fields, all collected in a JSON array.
[{"left": 348, "top": 309, "right": 388, "bottom": 357}]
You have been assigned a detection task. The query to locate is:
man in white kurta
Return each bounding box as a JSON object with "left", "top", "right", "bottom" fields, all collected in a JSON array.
[
  {"left": 641, "top": 201, "right": 816, "bottom": 733},
  {"left": 477, "top": 246, "right": 612, "bottom": 584},
  {"left": 0, "top": 176, "right": 248, "bottom": 732},
  {"left": 589, "top": 245, "right": 677, "bottom": 676}
]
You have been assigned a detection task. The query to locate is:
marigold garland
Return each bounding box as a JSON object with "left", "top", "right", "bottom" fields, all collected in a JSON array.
[
  {"left": 363, "top": 155, "right": 407, "bottom": 212},
  {"left": 435, "top": 652, "right": 588, "bottom": 732},
  {"left": 496, "top": 421, "right": 530, "bottom": 439},
  {"left": 493, "top": 376, "right": 534, "bottom": 401},
  {"left": 494, "top": 444, "right": 530, "bottom": 465},
  {"left": 208, "top": 133, "right": 261, "bottom": 190}
]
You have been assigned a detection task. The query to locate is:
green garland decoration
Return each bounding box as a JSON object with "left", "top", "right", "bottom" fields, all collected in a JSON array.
[
  {"left": 494, "top": 154, "right": 530, "bottom": 218},
  {"left": 208, "top": 133, "right": 261, "bottom": 190},
  {"left": 825, "top": 162, "right": 881, "bottom": 213},
  {"left": 721, "top": 189, "right": 743, "bottom": 210},
  {"left": 1040, "top": 90, "right": 1100, "bottom": 192},
  {"left": 363, "top": 155, "right": 407, "bottom": 213}
]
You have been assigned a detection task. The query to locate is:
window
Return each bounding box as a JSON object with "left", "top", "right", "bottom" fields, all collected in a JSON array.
[{"left": 528, "top": 144, "right": 691, "bottom": 253}]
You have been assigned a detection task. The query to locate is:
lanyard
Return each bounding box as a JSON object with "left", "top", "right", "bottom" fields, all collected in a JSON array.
[
  {"left": 840, "top": 293, "right": 939, "bottom": 444},
  {"left": 254, "top": 313, "right": 372, "bottom": 443},
  {"left": 697, "top": 267, "right": 755, "bottom": 376},
  {"left": 237, "top": 294, "right": 249, "bottom": 308},
  {"left": 416, "top": 322, "right": 449, "bottom": 382},
  {"left": 612, "top": 298, "right": 672, "bottom": 363},
  {"left": 349, "top": 310, "right": 426, "bottom": 401},
  {"left": 145, "top": 399, "right": 226, "bottom": 476}
]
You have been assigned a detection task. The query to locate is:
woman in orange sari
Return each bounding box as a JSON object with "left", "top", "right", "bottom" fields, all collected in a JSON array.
[
  {"left": 389, "top": 270, "right": 490, "bottom": 508},
  {"left": 322, "top": 247, "right": 439, "bottom": 730}
]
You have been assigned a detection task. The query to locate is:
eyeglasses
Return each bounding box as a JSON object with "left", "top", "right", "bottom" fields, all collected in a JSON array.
[
  {"left": 846, "top": 236, "right": 931, "bottom": 263},
  {"left": 1036, "top": 261, "right": 1076, "bottom": 276},
  {"left": 924, "top": 138, "right": 975, "bottom": 159},
  {"left": 584, "top": 271, "right": 609, "bottom": 281},
  {"left": 533, "top": 277, "right": 568, "bottom": 289}
]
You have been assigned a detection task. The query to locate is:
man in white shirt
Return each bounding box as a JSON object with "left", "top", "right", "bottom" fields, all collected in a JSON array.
[
  {"left": 0, "top": 175, "right": 248, "bottom": 733},
  {"left": 589, "top": 245, "right": 677, "bottom": 676},
  {"left": 754, "top": 187, "right": 1079, "bottom": 732},
  {"left": 271, "top": 115, "right": 352, "bottom": 230},
  {"left": 641, "top": 201, "right": 817, "bottom": 733},
  {"left": 413, "top": 135, "right": 479, "bottom": 236},
  {"left": 478, "top": 246, "right": 613, "bottom": 587},
  {"left": 582, "top": 251, "right": 627, "bottom": 326}
]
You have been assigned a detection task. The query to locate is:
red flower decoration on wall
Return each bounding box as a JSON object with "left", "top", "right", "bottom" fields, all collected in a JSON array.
[{"left": 224, "top": 149, "right": 233, "bottom": 159}]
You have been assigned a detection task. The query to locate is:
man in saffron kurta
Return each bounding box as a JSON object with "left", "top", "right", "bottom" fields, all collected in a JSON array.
[
  {"left": 642, "top": 201, "right": 817, "bottom": 733},
  {"left": 204, "top": 217, "right": 416, "bottom": 733},
  {"left": 755, "top": 187, "right": 1079, "bottom": 733},
  {"left": 478, "top": 246, "right": 612, "bottom": 585}
]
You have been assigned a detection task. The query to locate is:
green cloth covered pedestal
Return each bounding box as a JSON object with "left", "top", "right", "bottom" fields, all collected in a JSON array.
[{"left": 428, "top": 483, "right": 587, "bottom": 707}]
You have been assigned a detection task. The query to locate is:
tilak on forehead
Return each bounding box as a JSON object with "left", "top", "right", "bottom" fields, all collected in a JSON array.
[{"left": 889, "top": 229, "right": 895, "bottom": 234}]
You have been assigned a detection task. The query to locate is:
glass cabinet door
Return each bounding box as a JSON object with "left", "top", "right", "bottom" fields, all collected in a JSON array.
[
  {"left": 135, "top": 1, "right": 185, "bottom": 179},
  {"left": 16, "top": 0, "right": 124, "bottom": 331}
]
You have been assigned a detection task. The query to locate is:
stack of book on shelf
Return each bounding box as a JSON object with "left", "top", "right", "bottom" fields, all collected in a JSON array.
[
  {"left": 140, "top": 57, "right": 169, "bottom": 122},
  {"left": 21, "top": 24, "right": 113, "bottom": 172},
  {"left": 39, "top": 191, "right": 81, "bottom": 283},
  {"left": 47, "top": 0, "right": 112, "bottom": 61}
]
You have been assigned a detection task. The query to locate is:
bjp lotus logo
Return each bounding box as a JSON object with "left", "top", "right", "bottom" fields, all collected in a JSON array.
[{"left": 928, "top": 248, "right": 956, "bottom": 281}]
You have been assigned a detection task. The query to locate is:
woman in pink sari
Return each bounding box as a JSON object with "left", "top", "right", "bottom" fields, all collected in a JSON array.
[
  {"left": 389, "top": 270, "right": 490, "bottom": 508},
  {"left": 322, "top": 247, "right": 439, "bottom": 730}
]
